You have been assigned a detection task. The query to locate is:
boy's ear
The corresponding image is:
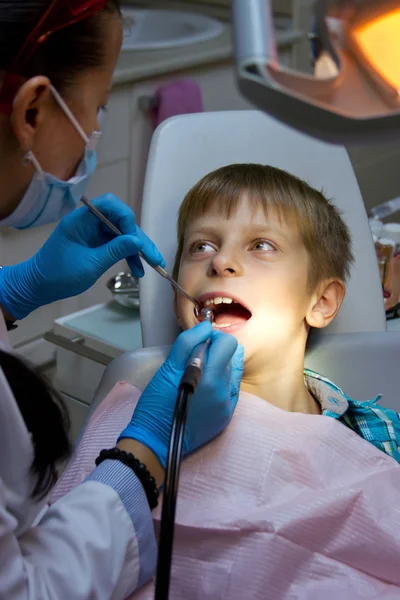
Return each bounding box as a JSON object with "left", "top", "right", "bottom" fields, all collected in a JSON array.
[{"left": 306, "top": 279, "right": 346, "bottom": 329}]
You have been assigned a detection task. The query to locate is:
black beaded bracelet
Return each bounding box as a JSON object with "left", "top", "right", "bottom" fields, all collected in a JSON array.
[{"left": 95, "top": 447, "right": 159, "bottom": 510}]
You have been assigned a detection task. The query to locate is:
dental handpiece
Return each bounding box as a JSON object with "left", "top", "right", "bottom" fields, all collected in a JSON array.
[
  {"left": 81, "top": 196, "right": 199, "bottom": 311},
  {"left": 180, "top": 307, "right": 214, "bottom": 391},
  {"left": 155, "top": 314, "right": 213, "bottom": 598}
]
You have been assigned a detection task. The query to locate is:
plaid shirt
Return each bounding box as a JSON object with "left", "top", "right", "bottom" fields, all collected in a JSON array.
[{"left": 305, "top": 369, "right": 400, "bottom": 464}]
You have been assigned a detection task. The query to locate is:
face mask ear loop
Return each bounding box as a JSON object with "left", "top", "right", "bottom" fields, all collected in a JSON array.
[
  {"left": 24, "top": 150, "right": 45, "bottom": 181},
  {"left": 49, "top": 84, "right": 90, "bottom": 145},
  {"left": 87, "top": 130, "right": 101, "bottom": 151}
]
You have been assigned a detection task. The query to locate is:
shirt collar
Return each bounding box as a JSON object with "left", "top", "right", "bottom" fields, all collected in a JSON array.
[{"left": 304, "top": 368, "right": 349, "bottom": 418}]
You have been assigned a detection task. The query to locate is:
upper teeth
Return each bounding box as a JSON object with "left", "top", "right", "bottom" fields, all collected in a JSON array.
[{"left": 204, "top": 297, "right": 235, "bottom": 306}]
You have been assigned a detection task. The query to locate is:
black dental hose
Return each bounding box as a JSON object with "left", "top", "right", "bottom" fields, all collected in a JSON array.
[{"left": 154, "top": 307, "right": 214, "bottom": 599}]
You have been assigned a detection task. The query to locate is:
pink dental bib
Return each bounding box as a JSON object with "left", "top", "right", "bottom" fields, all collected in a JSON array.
[
  {"left": 134, "top": 391, "right": 400, "bottom": 599},
  {"left": 52, "top": 384, "right": 400, "bottom": 599}
]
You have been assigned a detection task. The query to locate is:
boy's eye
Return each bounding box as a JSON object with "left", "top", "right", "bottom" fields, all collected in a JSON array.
[
  {"left": 189, "top": 240, "right": 216, "bottom": 254},
  {"left": 251, "top": 239, "right": 276, "bottom": 251}
]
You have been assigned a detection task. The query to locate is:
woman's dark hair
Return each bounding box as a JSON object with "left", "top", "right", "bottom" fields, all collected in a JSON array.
[
  {"left": 0, "top": 349, "right": 71, "bottom": 500},
  {"left": 0, "top": 0, "right": 121, "bottom": 92}
]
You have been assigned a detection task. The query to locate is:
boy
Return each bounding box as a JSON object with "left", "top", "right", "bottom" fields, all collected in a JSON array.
[
  {"left": 52, "top": 164, "right": 400, "bottom": 599},
  {"left": 173, "top": 163, "right": 349, "bottom": 418}
]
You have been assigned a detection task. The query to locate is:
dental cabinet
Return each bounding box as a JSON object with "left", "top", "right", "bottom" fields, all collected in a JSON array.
[{"left": 45, "top": 302, "right": 143, "bottom": 443}]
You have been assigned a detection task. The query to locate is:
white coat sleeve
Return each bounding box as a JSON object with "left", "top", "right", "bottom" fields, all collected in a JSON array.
[{"left": 0, "top": 460, "right": 157, "bottom": 600}]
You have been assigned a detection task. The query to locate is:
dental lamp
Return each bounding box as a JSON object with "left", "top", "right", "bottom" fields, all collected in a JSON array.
[{"left": 233, "top": 0, "right": 400, "bottom": 145}]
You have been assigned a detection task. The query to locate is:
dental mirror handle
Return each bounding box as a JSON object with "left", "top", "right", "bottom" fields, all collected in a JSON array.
[
  {"left": 81, "top": 196, "right": 199, "bottom": 310},
  {"left": 152, "top": 266, "right": 199, "bottom": 309}
]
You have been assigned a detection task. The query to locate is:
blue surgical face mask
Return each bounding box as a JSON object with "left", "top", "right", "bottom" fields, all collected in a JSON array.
[{"left": 0, "top": 85, "right": 101, "bottom": 230}]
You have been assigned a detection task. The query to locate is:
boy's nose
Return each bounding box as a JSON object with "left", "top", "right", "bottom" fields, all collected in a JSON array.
[{"left": 208, "top": 252, "right": 243, "bottom": 277}]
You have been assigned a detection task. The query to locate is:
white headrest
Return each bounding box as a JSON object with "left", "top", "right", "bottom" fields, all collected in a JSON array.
[{"left": 140, "top": 111, "right": 385, "bottom": 348}]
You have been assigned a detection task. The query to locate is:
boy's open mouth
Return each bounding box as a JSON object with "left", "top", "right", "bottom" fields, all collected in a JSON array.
[{"left": 196, "top": 293, "right": 252, "bottom": 330}]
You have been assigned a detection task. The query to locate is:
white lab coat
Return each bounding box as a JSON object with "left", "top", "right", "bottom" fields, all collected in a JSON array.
[{"left": 0, "top": 313, "right": 153, "bottom": 599}]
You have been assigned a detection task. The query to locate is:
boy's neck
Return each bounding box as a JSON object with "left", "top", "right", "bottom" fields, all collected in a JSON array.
[{"left": 241, "top": 366, "right": 321, "bottom": 415}]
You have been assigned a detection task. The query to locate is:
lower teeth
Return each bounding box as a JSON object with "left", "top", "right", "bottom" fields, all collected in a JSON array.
[{"left": 212, "top": 322, "right": 230, "bottom": 328}]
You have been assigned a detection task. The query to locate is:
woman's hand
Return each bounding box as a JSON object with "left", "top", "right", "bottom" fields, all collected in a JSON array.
[
  {"left": 118, "top": 321, "right": 244, "bottom": 473},
  {"left": 0, "top": 194, "right": 164, "bottom": 320}
]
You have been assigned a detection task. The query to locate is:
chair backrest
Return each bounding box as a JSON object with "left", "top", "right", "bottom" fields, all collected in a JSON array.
[{"left": 140, "top": 110, "right": 385, "bottom": 348}]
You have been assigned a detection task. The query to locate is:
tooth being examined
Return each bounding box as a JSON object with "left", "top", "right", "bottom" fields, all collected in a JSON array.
[{"left": 204, "top": 297, "right": 236, "bottom": 306}]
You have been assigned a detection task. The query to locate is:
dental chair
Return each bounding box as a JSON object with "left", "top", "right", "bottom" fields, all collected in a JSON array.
[{"left": 90, "top": 111, "right": 400, "bottom": 418}]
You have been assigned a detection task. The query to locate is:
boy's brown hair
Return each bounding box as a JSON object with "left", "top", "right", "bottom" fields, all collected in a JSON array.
[{"left": 172, "top": 163, "right": 354, "bottom": 291}]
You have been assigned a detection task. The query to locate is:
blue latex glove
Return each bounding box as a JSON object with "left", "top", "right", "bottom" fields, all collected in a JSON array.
[
  {"left": 0, "top": 194, "right": 165, "bottom": 320},
  {"left": 118, "top": 321, "right": 244, "bottom": 468}
]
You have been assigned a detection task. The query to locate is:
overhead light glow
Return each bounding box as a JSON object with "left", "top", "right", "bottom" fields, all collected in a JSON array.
[{"left": 353, "top": 8, "right": 400, "bottom": 94}]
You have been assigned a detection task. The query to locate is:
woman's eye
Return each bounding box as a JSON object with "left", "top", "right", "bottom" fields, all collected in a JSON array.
[
  {"left": 96, "top": 106, "right": 108, "bottom": 129},
  {"left": 251, "top": 239, "right": 276, "bottom": 251},
  {"left": 97, "top": 106, "right": 108, "bottom": 122},
  {"left": 189, "top": 241, "right": 216, "bottom": 254}
]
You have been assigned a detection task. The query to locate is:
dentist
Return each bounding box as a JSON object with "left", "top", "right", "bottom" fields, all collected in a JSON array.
[{"left": 0, "top": 1, "right": 244, "bottom": 598}]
